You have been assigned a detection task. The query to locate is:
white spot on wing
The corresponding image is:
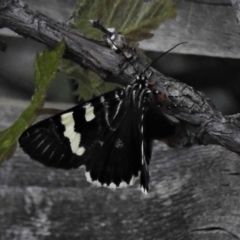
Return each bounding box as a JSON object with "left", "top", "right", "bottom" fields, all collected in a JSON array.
[
  {"left": 129, "top": 176, "right": 137, "bottom": 186},
  {"left": 85, "top": 171, "right": 92, "bottom": 183},
  {"left": 61, "top": 112, "right": 85, "bottom": 156},
  {"left": 85, "top": 171, "right": 137, "bottom": 190},
  {"left": 92, "top": 180, "right": 102, "bottom": 187},
  {"left": 61, "top": 112, "right": 73, "bottom": 125},
  {"left": 71, "top": 134, "right": 80, "bottom": 153},
  {"left": 83, "top": 103, "right": 95, "bottom": 122},
  {"left": 141, "top": 186, "right": 148, "bottom": 194},
  {"left": 66, "top": 131, "right": 76, "bottom": 141},
  {"left": 76, "top": 147, "right": 85, "bottom": 156},
  {"left": 64, "top": 121, "right": 75, "bottom": 133},
  {"left": 119, "top": 181, "right": 128, "bottom": 188},
  {"left": 85, "top": 171, "right": 111, "bottom": 188},
  {"left": 109, "top": 182, "right": 117, "bottom": 189}
]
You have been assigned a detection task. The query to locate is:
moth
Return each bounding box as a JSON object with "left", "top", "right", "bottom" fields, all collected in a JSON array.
[
  {"left": 19, "top": 74, "right": 156, "bottom": 193},
  {"left": 19, "top": 25, "right": 179, "bottom": 193}
]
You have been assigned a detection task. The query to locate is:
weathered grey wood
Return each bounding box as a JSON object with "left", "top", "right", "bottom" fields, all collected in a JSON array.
[
  {"left": 231, "top": 0, "right": 240, "bottom": 23},
  {"left": 140, "top": 0, "right": 240, "bottom": 59},
  {"left": 1, "top": 99, "right": 240, "bottom": 240}
]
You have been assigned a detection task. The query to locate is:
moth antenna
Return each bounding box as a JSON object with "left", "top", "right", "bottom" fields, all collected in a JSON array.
[
  {"left": 90, "top": 19, "right": 113, "bottom": 36},
  {"left": 143, "top": 42, "right": 188, "bottom": 74}
]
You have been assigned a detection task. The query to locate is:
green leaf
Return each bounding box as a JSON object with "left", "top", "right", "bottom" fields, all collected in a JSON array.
[
  {"left": 71, "top": 0, "right": 176, "bottom": 42},
  {"left": 64, "top": 0, "right": 176, "bottom": 100},
  {"left": 0, "top": 41, "right": 65, "bottom": 164}
]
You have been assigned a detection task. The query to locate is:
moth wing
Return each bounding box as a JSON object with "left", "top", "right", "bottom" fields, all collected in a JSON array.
[
  {"left": 84, "top": 101, "right": 152, "bottom": 191},
  {"left": 19, "top": 89, "right": 125, "bottom": 169},
  {"left": 19, "top": 88, "right": 151, "bottom": 192}
]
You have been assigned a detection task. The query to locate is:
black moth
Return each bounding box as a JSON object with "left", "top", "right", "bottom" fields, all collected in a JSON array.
[
  {"left": 19, "top": 74, "right": 155, "bottom": 193},
  {"left": 19, "top": 27, "right": 180, "bottom": 193}
]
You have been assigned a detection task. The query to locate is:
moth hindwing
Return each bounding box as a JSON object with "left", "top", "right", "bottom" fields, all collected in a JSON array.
[{"left": 19, "top": 80, "right": 152, "bottom": 193}]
